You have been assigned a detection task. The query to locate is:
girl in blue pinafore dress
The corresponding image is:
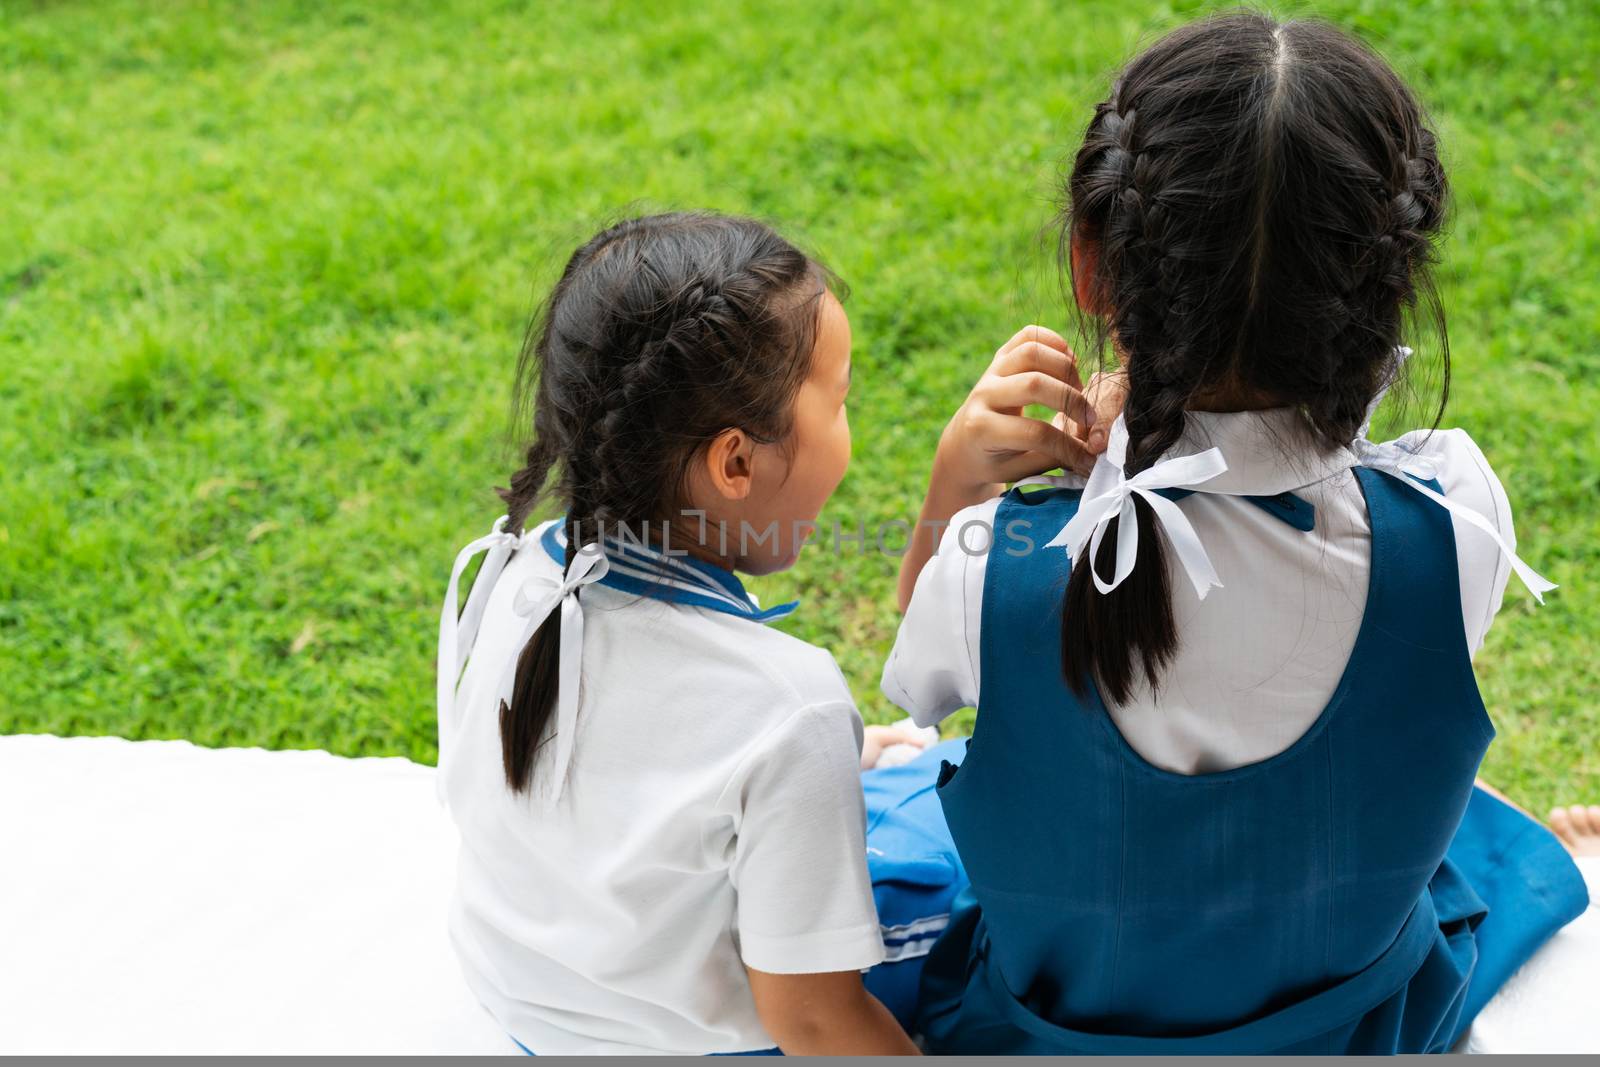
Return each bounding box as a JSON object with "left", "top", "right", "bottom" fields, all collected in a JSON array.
[{"left": 876, "top": 11, "right": 1589, "bottom": 1055}]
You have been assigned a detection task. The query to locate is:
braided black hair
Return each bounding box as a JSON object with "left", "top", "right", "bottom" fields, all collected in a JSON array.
[
  {"left": 495, "top": 212, "right": 833, "bottom": 793},
  {"left": 1059, "top": 12, "right": 1450, "bottom": 705}
]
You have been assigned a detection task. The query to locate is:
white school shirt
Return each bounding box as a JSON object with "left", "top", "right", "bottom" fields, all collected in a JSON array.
[
  {"left": 882, "top": 408, "right": 1517, "bottom": 775},
  {"left": 441, "top": 521, "right": 884, "bottom": 1055}
]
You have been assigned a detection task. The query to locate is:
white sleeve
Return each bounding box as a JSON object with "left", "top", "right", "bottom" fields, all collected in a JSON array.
[
  {"left": 879, "top": 497, "right": 998, "bottom": 729},
  {"left": 725, "top": 701, "right": 885, "bottom": 975},
  {"left": 1388, "top": 427, "right": 1515, "bottom": 657}
]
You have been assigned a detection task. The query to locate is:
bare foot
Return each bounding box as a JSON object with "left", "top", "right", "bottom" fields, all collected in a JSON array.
[{"left": 1548, "top": 804, "right": 1600, "bottom": 857}]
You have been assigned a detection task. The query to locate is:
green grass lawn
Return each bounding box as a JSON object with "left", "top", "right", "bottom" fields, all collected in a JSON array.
[{"left": 2, "top": 0, "right": 1596, "bottom": 813}]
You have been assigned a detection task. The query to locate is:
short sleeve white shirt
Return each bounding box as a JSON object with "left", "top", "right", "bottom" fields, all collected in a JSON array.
[
  {"left": 883, "top": 409, "right": 1518, "bottom": 775},
  {"left": 441, "top": 522, "right": 884, "bottom": 1054}
]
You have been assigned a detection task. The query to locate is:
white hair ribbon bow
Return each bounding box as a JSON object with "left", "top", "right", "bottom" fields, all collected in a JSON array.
[
  {"left": 1046, "top": 419, "right": 1230, "bottom": 599},
  {"left": 1352, "top": 345, "right": 1554, "bottom": 603},
  {"left": 436, "top": 518, "right": 611, "bottom": 804},
  {"left": 494, "top": 545, "right": 610, "bottom": 804},
  {"left": 1351, "top": 438, "right": 1556, "bottom": 604},
  {"left": 437, "top": 515, "right": 522, "bottom": 795}
]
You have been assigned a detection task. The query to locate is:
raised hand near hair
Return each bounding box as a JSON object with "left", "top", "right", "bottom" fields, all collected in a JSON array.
[
  {"left": 897, "top": 325, "right": 1111, "bottom": 611},
  {"left": 934, "top": 325, "right": 1099, "bottom": 493}
]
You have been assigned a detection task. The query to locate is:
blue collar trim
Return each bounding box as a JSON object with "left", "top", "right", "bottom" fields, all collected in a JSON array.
[
  {"left": 1160, "top": 488, "right": 1317, "bottom": 532},
  {"left": 538, "top": 522, "right": 799, "bottom": 624}
]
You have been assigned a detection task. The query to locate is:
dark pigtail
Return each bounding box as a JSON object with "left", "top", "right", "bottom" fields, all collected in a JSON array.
[
  {"left": 1061, "top": 88, "right": 1215, "bottom": 703},
  {"left": 1062, "top": 495, "right": 1176, "bottom": 705},
  {"left": 1063, "top": 366, "right": 1198, "bottom": 703},
  {"left": 492, "top": 432, "right": 562, "bottom": 794},
  {"left": 498, "top": 520, "right": 578, "bottom": 794}
]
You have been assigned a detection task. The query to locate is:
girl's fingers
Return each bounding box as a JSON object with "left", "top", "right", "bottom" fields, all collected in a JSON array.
[
  {"left": 993, "top": 340, "right": 1084, "bottom": 392},
  {"left": 996, "top": 324, "right": 1071, "bottom": 360},
  {"left": 859, "top": 725, "right": 931, "bottom": 769},
  {"left": 1052, "top": 410, "right": 1097, "bottom": 453},
  {"left": 877, "top": 727, "right": 930, "bottom": 748},
  {"left": 1550, "top": 806, "right": 1575, "bottom": 846},
  {"left": 989, "top": 449, "right": 1070, "bottom": 483},
  {"left": 1084, "top": 371, "right": 1129, "bottom": 449},
  {"left": 975, "top": 411, "right": 1096, "bottom": 476},
  {"left": 979, "top": 371, "right": 1096, "bottom": 429}
]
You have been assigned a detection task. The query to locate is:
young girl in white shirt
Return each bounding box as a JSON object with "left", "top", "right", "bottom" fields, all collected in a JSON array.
[
  {"left": 883, "top": 12, "right": 1590, "bottom": 1054},
  {"left": 435, "top": 212, "right": 920, "bottom": 1055}
]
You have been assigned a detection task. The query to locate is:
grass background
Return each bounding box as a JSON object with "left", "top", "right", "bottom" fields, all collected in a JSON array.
[{"left": 2, "top": 0, "right": 1595, "bottom": 812}]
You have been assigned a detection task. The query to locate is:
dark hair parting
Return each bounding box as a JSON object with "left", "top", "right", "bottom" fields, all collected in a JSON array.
[{"left": 1059, "top": 12, "right": 1450, "bottom": 705}]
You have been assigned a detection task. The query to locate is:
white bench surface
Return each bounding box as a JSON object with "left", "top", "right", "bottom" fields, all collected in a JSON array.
[{"left": 1, "top": 733, "right": 1593, "bottom": 1054}]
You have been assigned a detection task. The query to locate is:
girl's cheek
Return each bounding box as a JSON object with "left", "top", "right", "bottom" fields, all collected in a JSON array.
[{"left": 816, "top": 409, "right": 849, "bottom": 501}]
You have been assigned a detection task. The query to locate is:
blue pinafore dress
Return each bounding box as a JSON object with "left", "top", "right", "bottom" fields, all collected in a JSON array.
[{"left": 902, "top": 467, "right": 1587, "bottom": 1054}]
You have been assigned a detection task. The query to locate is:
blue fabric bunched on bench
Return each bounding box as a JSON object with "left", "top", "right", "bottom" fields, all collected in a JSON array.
[{"left": 860, "top": 738, "right": 971, "bottom": 1030}]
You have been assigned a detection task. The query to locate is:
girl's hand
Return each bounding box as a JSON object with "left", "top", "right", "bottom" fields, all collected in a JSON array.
[
  {"left": 1053, "top": 369, "right": 1129, "bottom": 456},
  {"left": 860, "top": 724, "right": 931, "bottom": 770},
  {"left": 897, "top": 326, "right": 1118, "bottom": 613},
  {"left": 932, "top": 325, "right": 1099, "bottom": 502}
]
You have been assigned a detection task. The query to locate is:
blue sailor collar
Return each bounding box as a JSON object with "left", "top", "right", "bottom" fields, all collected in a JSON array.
[{"left": 538, "top": 521, "right": 799, "bottom": 624}]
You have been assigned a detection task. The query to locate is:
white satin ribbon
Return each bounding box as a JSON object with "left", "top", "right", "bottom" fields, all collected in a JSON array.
[
  {"left": 437, "top": 516, "right": 521, "bottom": 777},
  {"left": 1046, "top": 419, "right": 1230, "bottom": 599},
  {"left": 1351, "top": 438, "right": 1557, "bottom": 603},
  {"left": 436, "top": 518, "right": 610, "bottom": 804},
  {"left": 494, "top": 545, "right": 609, "bottom": 804},
  {"left": 1354, "top": 345, "right": 1554, "bottom": 602}
]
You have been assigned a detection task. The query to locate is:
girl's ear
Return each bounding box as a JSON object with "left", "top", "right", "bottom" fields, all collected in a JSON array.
[
  {"left": 1070, "top": 228, "right": 1107, "bottom": 315},
  {"left": 702, "top": 427, "right": 755, "bottom": 501}
]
